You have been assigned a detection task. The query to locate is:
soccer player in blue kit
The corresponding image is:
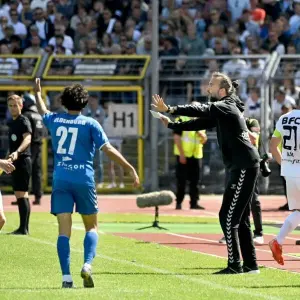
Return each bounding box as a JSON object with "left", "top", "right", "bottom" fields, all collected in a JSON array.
[{"left": 34, "top": 79, "right": 140, "bottom": 288}]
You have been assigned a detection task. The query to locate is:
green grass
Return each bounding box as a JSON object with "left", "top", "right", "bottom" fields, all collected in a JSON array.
[{"left": 1, "top": 212, "right": 300, "bottom": 299}]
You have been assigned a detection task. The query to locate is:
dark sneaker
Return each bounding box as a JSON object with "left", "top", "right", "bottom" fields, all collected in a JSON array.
[
  {"left": 81, "top": 265, "right": 94, "bottom": 288},
  {"left": 62, "top": 281, "right": 74, "bottom": 288},
  {"left": 214, "top": 267, "right": 243, "bottom": 275},
  {"left": 175, "top": 203, "right": 182, "bottom": 210},
  {"left": 9, "top": 229, "right": 28, "bottom": 235},
  {"left": 278, "top": 203, "right": 289, "bottom": 211},
  {"left": 190, "top": 204, "right": 205, "bottom": 210}
]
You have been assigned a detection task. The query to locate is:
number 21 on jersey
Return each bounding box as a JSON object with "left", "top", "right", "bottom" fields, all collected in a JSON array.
[
  {"left": 283, "top": 125, "right": 298, "bottom": 151},
  {"left": 56, "top": 126, "right": 78, "bottom": 155}
]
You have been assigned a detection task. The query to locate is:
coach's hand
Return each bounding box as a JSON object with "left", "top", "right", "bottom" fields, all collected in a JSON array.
[
  {"left": 160, "top": 115, "right": 171, "bottom": 127},
  {"left": 0, "top": 159, "right": 15, "bottom": 174},
  {"left": 9, "top": 151, "right": 18, "bottom": 162},
  {"left": 152, "top": 94, "right": 168, "bottom": 112},
  {"left": 35, "top": 78, "right": 42, "bottom": 94}
]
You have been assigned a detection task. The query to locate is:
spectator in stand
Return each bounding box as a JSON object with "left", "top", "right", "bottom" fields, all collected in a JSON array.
[
  {"left": 49, "top": 24, "right": 73, "bottom": 51},
  {"left": 273, "top": 87, "right": 296, "bottom": 122},
  {"left": 31, "top": 7, "right": 54, "bottom": 42},
  {"left": 21, "top": 0, "right": 34, "bottom": 27}
]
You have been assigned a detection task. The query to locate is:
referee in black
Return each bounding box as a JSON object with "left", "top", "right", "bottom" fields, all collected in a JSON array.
[
  {"left": 153, "top": 72, "right": 260, "bottom": 275},
  {"left": 7, "top": 94, "right": 32, "bottom": 235}
]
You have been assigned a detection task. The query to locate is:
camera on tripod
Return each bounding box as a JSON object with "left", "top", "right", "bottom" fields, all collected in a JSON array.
[{"left": 260, "top": 153, "right": 272, "bottom": 177}]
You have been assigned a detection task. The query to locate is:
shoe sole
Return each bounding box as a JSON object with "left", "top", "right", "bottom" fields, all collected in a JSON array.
[
  {"left": 244, "top": 270, "right": 260, "bottom": 274},
  {"left": 269, "top": 241, "right": 284, "bottom": 265},
  {"left": 254, "top": 241, "right": 264, "bottom": 246},
  {"left": 81, "top": 270, "right": 94, "bottom": 288}
]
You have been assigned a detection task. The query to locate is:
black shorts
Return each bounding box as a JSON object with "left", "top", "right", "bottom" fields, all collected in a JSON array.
[{"left": 11, "top": 157, "right": 32, "bottom": 192}]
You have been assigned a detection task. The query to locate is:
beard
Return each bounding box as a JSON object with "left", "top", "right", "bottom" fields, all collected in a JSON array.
[{"left": 207, "top": 94, "right": 219, "bottom": 102}]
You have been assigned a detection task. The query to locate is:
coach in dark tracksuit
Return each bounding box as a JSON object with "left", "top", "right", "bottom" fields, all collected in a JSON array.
[
  {"left": 221, "top": 117, "right": 263, "bottom": 244},
  {"left": 152, "top": 72, "right": 260, "bottom": 274},
  {"left": 22, "top": 94, "right": 44, "bottom": 205}
]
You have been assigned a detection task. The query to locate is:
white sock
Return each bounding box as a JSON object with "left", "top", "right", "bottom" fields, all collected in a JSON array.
[
  {"left": 277, "top": 211, "right": 300, "bottom": 244},
  {"left": 62, "top": 275, "right": 73, "bottom": 282},
  {"left": 83, "top": 263, "right": 92, "bottom": 270}
]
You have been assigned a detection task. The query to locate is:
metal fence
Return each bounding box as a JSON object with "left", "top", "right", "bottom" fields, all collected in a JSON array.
[
  {"left": 152, "top": 54, "right": 280, "bottom": 194},
  {"left": 1, "top": 53, "right": 300, "bottom": 195}
]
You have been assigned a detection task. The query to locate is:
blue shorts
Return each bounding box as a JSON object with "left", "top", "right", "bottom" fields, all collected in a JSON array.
[{"left": 51, "top": 180, "right": 98, "bottom": 215}]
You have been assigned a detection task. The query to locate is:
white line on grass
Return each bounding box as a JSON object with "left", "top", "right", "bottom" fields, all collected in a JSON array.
[{"left": 17, "top": 235, "right": 282, "bottom": 300}]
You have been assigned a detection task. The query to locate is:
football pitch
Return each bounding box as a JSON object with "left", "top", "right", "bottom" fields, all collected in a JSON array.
[{"left": 2, "top": 202, "right": 300, "bottom": 300}]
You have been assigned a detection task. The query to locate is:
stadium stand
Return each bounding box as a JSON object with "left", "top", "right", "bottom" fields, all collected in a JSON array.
[{"left": 0, "top": 0, "right": 300, "bottom": 194}]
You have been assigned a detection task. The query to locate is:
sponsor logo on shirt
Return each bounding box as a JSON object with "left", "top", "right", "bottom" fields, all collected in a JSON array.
[
  {"left": 241, "top": 131, "right": 250, "bottom": 142},
  {"left": 11, "top": 134, "right": 17, "bottom": 141},
  {"left": 57, "top": 161, "right": 86, "bottom": 170},
  {"left": 62, "top": 156, "right": 72, "bottom": 162}
]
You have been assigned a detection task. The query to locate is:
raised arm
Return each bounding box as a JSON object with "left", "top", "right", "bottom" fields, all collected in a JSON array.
[
  {"left": 159, "top": 114, "right": 216, "bottom": 131},
  {"left": 152, "top": 94, "right": 212, "bottom": 118},
  {"left": 34, "top": 78, "right": 50, "bottom": 116}
]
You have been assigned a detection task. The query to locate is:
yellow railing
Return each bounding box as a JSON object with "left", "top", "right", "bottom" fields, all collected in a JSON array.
[
  {"left": 42, "top": 55, "right": 151, "bottom": 80},
  {"left": 0, "top": 55, "right": 42, "bottom": 79}
]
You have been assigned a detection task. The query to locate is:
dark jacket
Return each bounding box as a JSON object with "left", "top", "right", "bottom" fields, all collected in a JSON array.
[
  {"left": 22, "top": 105, "right": 44, "bottom": 144},
  {"left": 167, "top": 95, "right": 260, "bottom": 170}
]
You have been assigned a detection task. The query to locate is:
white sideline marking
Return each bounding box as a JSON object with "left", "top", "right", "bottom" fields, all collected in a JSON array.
[{"left": 15, "top": 235, "right": 282, "bottom": 300}]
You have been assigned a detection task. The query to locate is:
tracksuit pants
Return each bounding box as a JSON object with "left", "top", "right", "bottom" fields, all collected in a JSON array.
[{"left": 220, "top": 167, "right": 259, "bottom": 269}]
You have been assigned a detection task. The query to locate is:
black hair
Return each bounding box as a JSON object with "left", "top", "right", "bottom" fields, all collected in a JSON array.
[{"left": 60, "top": 84, "right": 89, "bottom": 111}]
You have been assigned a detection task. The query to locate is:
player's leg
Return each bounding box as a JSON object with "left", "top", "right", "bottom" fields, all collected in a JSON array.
[
  {"left": 0, "top": 191, "right": 6, "bottom": 231},
  {"left": 269, "top": 177, "right": 300, "bottom": 265},
  {"left": 74, "top": 184, "right": 98, "bottom": 288},
  {"left": 11, "top": 158, "right": 31, "bottom": 235},
  {"left": 57, "top": 213, "right": 73, "bottom": 288},
  {"left": 81, "top": 214, "right": 98, "bottom": 288},
  {"left": 51, "top": 181, "right": 75, "bottom": 288}
]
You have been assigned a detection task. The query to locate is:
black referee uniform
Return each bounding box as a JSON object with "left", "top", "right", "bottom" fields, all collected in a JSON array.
[
  {"left": 8, "top": 114, "right": 32, "bottom": 234},
  {"left": 167, "top": 95, "right": 260, "bottom": 274}
]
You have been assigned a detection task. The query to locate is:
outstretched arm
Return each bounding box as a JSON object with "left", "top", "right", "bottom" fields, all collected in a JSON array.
[
  {"left": 152, "top": 94, "right": 212, "bottom": 118},
  {"left": 34, "top": 78, "right": 50, "bottom": 116},
  {"left": 159, "top": 114, "right": 216, "bottom": 131},
  {"left": 102, "top": 143, "right": 140, "bottom": 187}
]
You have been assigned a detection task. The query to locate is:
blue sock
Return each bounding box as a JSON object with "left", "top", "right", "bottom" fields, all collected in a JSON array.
[
  {"left": 84, "top": 231, "right": 98, "bottom": 265},
  {"left": 57, "top": 235, "right": 71, "bottom": 275}
]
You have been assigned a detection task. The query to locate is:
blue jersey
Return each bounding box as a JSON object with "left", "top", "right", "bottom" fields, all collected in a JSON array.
[{"left": 43, "top": 112, "right": 108, "bottom": 185}]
